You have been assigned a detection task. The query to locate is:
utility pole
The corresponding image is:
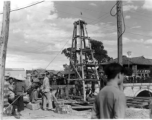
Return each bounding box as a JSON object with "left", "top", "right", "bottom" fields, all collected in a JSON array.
[
  {"left": 117, "top": 0, "right": 123, "bottom": 65},
  {"left": 0, "top": 1, "right": 10, "bottom": 119},
  {"left": 116, "top": 0, "right": 123, "bottom": 91}
]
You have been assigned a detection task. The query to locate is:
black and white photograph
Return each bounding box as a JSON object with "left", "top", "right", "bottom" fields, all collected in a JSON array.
[{"left": 0, "top": 0, "right": 152, "bottom": 119}]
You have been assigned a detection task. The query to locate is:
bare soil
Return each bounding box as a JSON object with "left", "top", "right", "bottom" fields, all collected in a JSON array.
[{"left": 3, "top": 108, "right": 150, "bottom": 119}]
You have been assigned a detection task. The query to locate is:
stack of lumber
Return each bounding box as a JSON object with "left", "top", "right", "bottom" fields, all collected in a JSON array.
[{"left": 126, "top": 97, "right": 152, "bottom": 108}]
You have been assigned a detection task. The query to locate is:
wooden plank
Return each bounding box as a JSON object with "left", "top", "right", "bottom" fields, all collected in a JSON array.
[
  {"left": 69, "top": 95, "right": 83, "bottom": 99},
  {"left": 68, "top": 79, "right": 99, "bottom": 81},
  {"left": 126, "top": 96, "right": 152, "bottom": 99},
  {"left": 127, "top": 101, "right": 148, "bottom": 106},
  {"left": 50, "top": 85, "right": 74, "bottom": 89},
  {"left": 0, "top": 2, "right": 10, "bottom": 119},
  {"left": 72, "top": 105, "right": 93, "bottom": 110}
]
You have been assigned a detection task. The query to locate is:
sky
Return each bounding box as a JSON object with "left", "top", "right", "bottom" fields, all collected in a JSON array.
[{"left": 0, "top": 0, "right": 152, "bottom": 70}]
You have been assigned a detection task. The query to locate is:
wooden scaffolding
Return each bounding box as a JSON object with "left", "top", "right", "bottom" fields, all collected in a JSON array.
[{"left": 68, "top": 20, "right": 100, "bottom": 101}]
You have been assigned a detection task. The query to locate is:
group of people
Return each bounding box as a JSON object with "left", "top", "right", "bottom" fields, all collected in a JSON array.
[
  {"left": 3, "top": 71, "right": 56, "bottom": 119},
  {"left": 4, "top": 63, "right": 152, "bottom": 119}
]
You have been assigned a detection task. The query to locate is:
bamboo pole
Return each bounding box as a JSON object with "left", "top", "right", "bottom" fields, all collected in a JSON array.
[{"left": 0, "top": 1, "right": 10, "bottom": 119}]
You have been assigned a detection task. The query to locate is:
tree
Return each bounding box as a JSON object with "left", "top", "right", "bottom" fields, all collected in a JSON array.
[
  {"left": 61, "top": 39, "right": 111, "bottom": 63},
  {"left": 90, "top": 39, "right": 111, "bottom": 63},
  {"left": 63, "top": 64, "right": 71, "bottom": 71}
]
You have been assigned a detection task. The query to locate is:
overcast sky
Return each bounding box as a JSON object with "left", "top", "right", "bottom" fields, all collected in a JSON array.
[{"left": 0, "top": 0, "right": 152, "bottom": 70}]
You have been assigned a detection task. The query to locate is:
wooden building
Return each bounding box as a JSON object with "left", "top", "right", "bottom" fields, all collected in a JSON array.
[{"left": 100, "top": 56, "right": 152, "bottom": 77}]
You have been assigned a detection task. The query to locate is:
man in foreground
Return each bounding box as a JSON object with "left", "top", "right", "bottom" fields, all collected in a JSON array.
[{"left": 91, "top": 63, "right": 126, "bottom": 119}]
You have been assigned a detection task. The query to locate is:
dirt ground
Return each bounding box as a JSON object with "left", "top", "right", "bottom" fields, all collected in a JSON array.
[{"left": 3, "top": 107, "right": 150, "bottom": 119}]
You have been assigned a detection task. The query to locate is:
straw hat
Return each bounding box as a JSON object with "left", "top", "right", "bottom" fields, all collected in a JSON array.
[
  {"left": 14, "top": 74, "right": 26, "bottom": 81},
  {"left": 5, "top": 72, "right": 10, "bottom": 77}
]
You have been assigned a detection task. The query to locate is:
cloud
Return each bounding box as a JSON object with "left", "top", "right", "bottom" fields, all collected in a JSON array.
[
  {"left": 126, "top": 0, "right": 133, "bottom": 4},
  {"left": 129, "top": 38, "right": 144, "bottom": 43},
  {"left": 123, "top": 37, "right": 130, "bottom": 44},
  {"left": 89, "top": 3, "right": 97, "bottom": 6},
  {"left": 6, "top": 54, "right": 48, "bottom": 70},
  {"left": 130, "top": 26, "right": 141, "bottom": 29},
  {"left": 125, "top": 15, "right": 131, "bottom": 19},
  {"left": 142, "top": 0, "right": 152, "bottom": 10},
  {"left": 3, "top": 1, "right": 149, "bottom": 70},
  {"left": 144, "top": 39, "right": 152, "bottom": 44},
  {"left": 123, "top": 5, "right": 138, "bottom": 12}
]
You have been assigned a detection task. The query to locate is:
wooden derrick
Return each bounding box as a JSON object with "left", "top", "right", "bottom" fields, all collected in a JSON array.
[{"left": 68, "top": 20, "right": 100, "bottom": 101}]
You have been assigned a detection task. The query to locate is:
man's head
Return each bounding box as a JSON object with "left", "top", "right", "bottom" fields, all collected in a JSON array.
[
  {"left": 45, "top": 72, "right": 50, "bottom": 78},
  {"left": 9, "top": 77, "right": 14, "bottom": 84},
  {"left": 104, "top": 63, "right": 126, "bottom": 83}
]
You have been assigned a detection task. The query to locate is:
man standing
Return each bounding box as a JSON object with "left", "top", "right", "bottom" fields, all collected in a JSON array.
[
  {"left": 12, "top": 75, "right": 27, "bottom": 119},
  {"left": 41, "top": 72, "right": 53, "bottom": 110},
  {"left": 91, "top": 63, "right": 126, "bottom": 119}
]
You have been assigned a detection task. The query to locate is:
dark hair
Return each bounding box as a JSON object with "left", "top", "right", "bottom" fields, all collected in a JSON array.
[
  {"left": 104, "top": 63, "right": 126, "bottom": 80},
  {"left": 45, "top": 72, "right": 50, "bottom": 76}
]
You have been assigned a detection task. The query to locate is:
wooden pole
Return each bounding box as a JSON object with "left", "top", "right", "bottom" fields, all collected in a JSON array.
[
  {"left": 0, "top": 1, "right": 10, "bottom": 119},
  {"left": 117, "top": 0, "right": 123, "bottom": 65},
  {"left": 79, "top": 20, "right": 86, "bottom": 101},
  {"left": 116, "top": 0, "right": 123, "bottom": 91}
]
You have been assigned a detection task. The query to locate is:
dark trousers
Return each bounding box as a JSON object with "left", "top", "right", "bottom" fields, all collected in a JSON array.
[{"left": 12, "top": 95, "right": 24, "bottom": 114}]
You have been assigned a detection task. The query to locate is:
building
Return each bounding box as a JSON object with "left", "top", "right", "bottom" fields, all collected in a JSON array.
[
  {"left": 5, "top": 68, "right": 26, "bottom": 77},
  {"left": 101, "top": 56, "right": 152, "bottom": 77}
]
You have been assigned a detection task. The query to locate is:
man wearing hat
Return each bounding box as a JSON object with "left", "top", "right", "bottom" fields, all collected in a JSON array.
[{"left": 12, "top": 75, "right": 27, "bottom": 118}]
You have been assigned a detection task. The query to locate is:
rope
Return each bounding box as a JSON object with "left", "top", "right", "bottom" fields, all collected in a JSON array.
[
  {"left": 110, "top": 1, "right": 118, "bottom": 17},
  {"left": 44, "top": 39, "right": 71, "bottom": 69},
  {"left": 110, "top": 1, "right": 126, "bottom": 44}
]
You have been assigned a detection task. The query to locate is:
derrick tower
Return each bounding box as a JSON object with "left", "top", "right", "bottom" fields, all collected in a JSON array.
[{"left": 68, "top": 20, "right": 100, "bottom": 101}]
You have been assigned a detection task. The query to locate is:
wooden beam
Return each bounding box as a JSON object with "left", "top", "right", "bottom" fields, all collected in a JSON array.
[
  {"left": 72, "top": 105, "right": 93, "bottom": 110},
  {"left": 0, "top": 1, "right": 10, "bottom": 119},
  {"left": 68, "top": 79, "right": 100, "bottom": 81}
]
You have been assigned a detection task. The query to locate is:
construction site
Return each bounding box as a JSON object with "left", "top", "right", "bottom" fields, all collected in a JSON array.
[{"left": 0, "top": 0, "right": 152, "bottom": 119}]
